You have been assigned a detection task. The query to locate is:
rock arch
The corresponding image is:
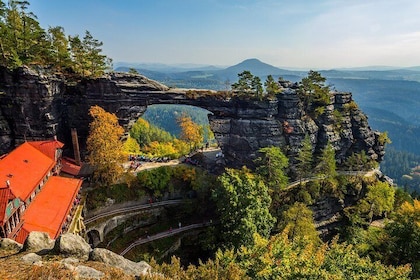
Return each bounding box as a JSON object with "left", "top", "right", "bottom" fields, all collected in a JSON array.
[{"left": 0, "top": 69, "right": 385, "bottom": 169}]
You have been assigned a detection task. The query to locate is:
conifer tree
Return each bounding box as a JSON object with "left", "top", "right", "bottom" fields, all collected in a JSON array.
[
  {"left": 264, "top": 74, "right": 280, "bottom": 96},
  {"left": 296, "top": 135, "right": 313, "bottom": 180},
  {"left": 255, "top": 146, "right": 289, "bottom": 190}
]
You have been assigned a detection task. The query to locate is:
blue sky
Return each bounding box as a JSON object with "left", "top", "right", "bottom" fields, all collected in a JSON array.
[{"left": 29, "top": 0, "right": 420, "bottom": 68}]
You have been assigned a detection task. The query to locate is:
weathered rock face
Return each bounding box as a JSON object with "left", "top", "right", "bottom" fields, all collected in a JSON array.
[
  {"left": 23, "top": 231, "right": 55, "bottom": 253},
  {"left": 54, "top": 233, "right": 92, "bottom": 261},
  {"left": 90, "top": 248, "right": 151, "bottom": 276},
  {"left": 0, "top": 66, "right": 385, "bottom": 173}
]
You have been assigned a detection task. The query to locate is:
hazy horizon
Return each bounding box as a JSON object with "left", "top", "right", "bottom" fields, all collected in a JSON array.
[{"left": 29, "top": 0, "right": 420, "bottom": 69}]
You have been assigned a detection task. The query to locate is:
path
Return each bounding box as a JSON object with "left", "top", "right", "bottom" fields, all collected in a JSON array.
[
  {"left": 84, "top": 199, "right": 183, "bottom": 225},
  {"left": 283, "top": 168, "right": 379, "bottom": 191},
  {"left": 120, "top": 222, "right": 213, "bottom": 256}
]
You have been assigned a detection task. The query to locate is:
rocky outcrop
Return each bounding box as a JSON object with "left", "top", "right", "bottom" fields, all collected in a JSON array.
[
  {"left": 0, "top": 237, "right": 23, "bottom": 251},
  {"left": 0, "top": 66, "right": 385, "bottom": 174},
  {"left": 23, "top": 231, "right": 54, "bottom": 253},
  {"left": 0, "top": 231, "right": 152, "bottom": 278},
  {"left": 90, "top": 248, "right": 151, "bottom": 276},
  {"left": 54, "top": 233, "right": 91, "bottom": 261}
]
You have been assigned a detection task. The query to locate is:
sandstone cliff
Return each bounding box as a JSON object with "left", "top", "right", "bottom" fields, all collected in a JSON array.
[{"left": 0, "top": 66, "right": 384, "bottom": 174}]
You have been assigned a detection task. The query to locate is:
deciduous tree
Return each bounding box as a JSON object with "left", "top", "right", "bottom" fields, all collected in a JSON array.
[
  {"left": 278, "top": 202, "right": 320, "bottom": 244},
  {"left": 177, "top": 113, "right": 203, "bottom": 152},
  {"left": 87, "top": 105, "right": 125, "bottom": 185},
  {"left": 385, "top": 199, "right": 420, "bottom": 277},
  {"left": 212, "top": 167, "right": 275, "bottom": 249}
]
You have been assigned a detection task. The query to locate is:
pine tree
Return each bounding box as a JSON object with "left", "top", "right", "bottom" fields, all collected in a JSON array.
[
  {"left": 296, "top": 135, "right": 313, "bottom": 180},
  {"left": 255, "top": 146, "right": 289, "bottom": 190},
  {"left": 264, "top": 75, "right": 280, "bottom": 96}
]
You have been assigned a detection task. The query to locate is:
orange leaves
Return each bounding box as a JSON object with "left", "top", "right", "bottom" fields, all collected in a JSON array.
[
  {"left": 176, "top": 113, "right": 203, "bottom": 150},
  {"left": 87, "top": 105, "right": 125, "bottom": 185}
]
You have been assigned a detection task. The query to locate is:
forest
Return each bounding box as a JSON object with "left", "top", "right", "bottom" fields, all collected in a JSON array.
[{"left": 1, "top": 1, "right": 420, "bottom": 279}]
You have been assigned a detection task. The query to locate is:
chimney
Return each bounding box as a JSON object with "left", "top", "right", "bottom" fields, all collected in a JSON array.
[
  {"left": 71, "top": 128, "right": 82, "bottom": 166},
  {"left": 6, "top": 180, "right": 10, "bottom": 187}
]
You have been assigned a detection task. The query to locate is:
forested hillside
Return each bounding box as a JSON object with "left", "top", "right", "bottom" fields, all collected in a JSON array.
[{"left": 2, "top": 1, "right": 420, "bottom": 278}]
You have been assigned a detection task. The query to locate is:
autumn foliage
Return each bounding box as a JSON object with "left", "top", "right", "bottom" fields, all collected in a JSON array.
[
  {"left": 87, "top": 105, "right": 125, "bottom": 185},
  {"left": 177, "top": 113, "right": 204, "bottom": 151}
]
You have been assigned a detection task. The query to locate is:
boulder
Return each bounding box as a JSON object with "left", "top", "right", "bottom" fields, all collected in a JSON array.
[
  {"left": 54, "top": 233, "right": 91, "bottom": 261},
  {"left": 21, "top": 252, "right": 42, "bottom": 264},
  {"left": 90, "top": 248, "right": 151, "bottom": 276},
  {"left": 23, "top": 231, "right": 54, "bottom": 253},
  {"left": 74, "top": 265, "right": 104, "bottom": 280},
  {"left": 0, "top": 238, "right": 23, "bottom": 251}
]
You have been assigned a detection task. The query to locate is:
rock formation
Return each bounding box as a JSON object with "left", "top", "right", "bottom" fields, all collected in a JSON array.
[
  {"left": 0, "top": 66, "right": 385, "bottom": 173},
  {"left": 0, "top": 231, "right": 151, "bottom": 278}
]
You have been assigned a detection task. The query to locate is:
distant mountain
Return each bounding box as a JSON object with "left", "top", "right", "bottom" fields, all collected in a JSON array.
[
  {"left": 217, "top": 58, "right": 303, "bottom": 79},
  {"left": 332, "top": 66, "right": 402, "bottom": 71},
  {"left": 114, "top": 62, "right": 224, "bottom": 73}
]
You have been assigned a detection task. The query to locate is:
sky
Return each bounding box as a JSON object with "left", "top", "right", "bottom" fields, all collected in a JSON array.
[{"left": 29, "top": 0, "right": 420, "bottom": 69}]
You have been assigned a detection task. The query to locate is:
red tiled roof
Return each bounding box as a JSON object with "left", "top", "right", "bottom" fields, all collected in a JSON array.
[
  {"left": 15, "top": 227, "right": 29, "bottom": 244},
  {"left": 0, "top": 142, "right": 54, "bottom": 202},
  {"left": 22, "top": 176, "right": 82, "bottom": 239},
  {"left": 61, "top": 157, "right": 82, "bottom": 176},
  {"left": 0, "top": 187, "right": 15, "bottom": 224},
  {"left": 28, "top": 140, "right": 64, "bottom": 160}
]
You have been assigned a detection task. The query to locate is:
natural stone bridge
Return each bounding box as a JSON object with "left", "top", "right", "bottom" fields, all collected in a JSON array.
[{"left": 0, "top": 67, "right": 384, "bottom": 168}]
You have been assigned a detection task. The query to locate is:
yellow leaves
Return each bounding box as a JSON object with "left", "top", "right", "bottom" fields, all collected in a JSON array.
[
  {"left": 122, "top": 136, "right": 140, "bottom": 154},
  {"left": 399, "top": 199, "right": 420, "bottom": 227},
  {"left": 136, "top": 118, "right": 150, "bottom": 129},
  {"left": 87, "top": 105, "right": 125, "bottom": 185},
  {"left": 177, "top": 113, "right": 203, "bottom": 150}
]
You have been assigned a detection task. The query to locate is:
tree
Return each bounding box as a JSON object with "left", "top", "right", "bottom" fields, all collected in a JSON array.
[
  {"left": 231, "top": 70, "right": 254, "bottom": 94},
  {"left": 315, "top": 142, "right": 338, "bottom": 191},
  {"left": 255, "top": 146, "right": 289, "bottom": 190},
  {"left": 177, "top": 113, "right": 203, "bottom": 152},
  {"left": 130, "top": 118, "right": 151, "bottom": 147},
  {"left": 264, "top": 75, "right": 280, "bottom": 96},
  {"left": 357, "top": 181, "right": 395, "bottom": 223},
  {"left": 316, "top": 142, "right": 337, "bottom": 178},
  {"left": 385, "top": 199, "right": 420, "bottom": 277},
  {"left": 122, "top": 135, "right": 140, "bottom": 154},
  {"left": 82, "top": 30, "right": 112, "bottom": 77},
  {"left": 151, "top": 233, "right": 411, "bottom": 280},
  {"left": 47, "top": 26, "right": 71, "bottom": 70},
  {"left": 87, "top": 105, "right": 125, "bottom": 185},
  {"left": 212, "top": 167, "right": 276, "bottom": 249},
  {"left": 128, "top": 67, "right": 139, "bottom": 74},
  {"left": 231, "top": 70, "right": 263, "bottom": 97},
  {"left": 251, "top": 76, "right": 263, "bottom": 98},
  {"left": 296, "top": 135, "right": 313, "bottom": 180},
  {"left": 299, "top": 70, "right": 330, "bottom": 111},
  {"left": 278, "top": 202, "right": 320, "bottom": 244}
]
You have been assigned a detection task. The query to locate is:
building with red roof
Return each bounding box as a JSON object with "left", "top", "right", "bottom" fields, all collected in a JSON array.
[{"left": 0, "top": 139, "right": 83, "bottom": 242}]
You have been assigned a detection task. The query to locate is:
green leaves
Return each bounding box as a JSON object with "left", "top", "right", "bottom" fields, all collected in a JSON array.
[
  {"left": 0, "top": 1, "right": 112, "bottom": 76},
  {"left": 255, "top": 146, "right": 289, "bottom": 190},
  {"left": 213, "top": 167, "right": 276, "bottom": 249}
]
